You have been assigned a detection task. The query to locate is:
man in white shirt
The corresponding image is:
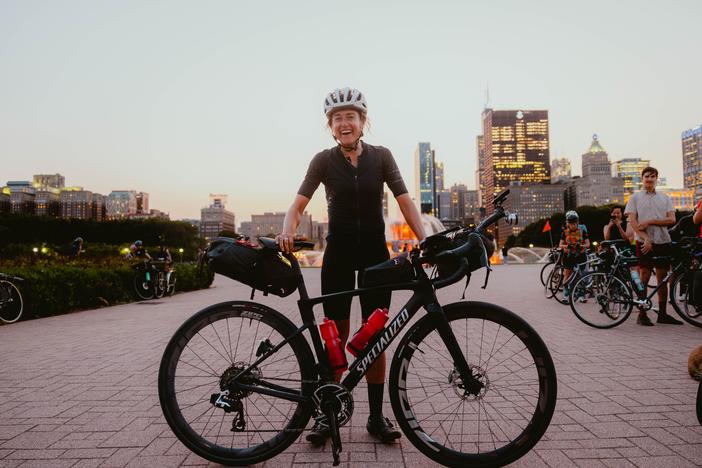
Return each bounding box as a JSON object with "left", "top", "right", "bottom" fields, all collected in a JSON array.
[{"left": 625, "top": 166, "right": 683, "bottom": 326}]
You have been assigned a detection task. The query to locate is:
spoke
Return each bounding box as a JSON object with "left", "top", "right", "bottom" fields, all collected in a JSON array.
[
  {"left": 177, "top": 358, "right": 220, "bottom": 378},
  {"left": 175, "top": 380, "right": 219, "bottom": 394},
  {"left": 183, "top": 343, "right": 222, "bottom": 377},
  {"left": 488, "top": 362, "right": 537, "bottom": 384},
  {"left": 197, "top": 328, "right": 232, "bottom": 366}
]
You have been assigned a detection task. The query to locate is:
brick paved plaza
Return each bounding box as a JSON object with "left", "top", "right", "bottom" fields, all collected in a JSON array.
[{"left": 1, "top": 264, "right": 700, "bottom": 467}]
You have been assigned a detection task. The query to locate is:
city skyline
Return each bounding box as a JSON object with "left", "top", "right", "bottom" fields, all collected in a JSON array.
[{"left": 2, "top": 1, "right": 701, "bottom": 223}]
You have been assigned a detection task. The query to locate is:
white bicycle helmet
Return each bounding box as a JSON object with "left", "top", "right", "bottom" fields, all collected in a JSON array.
[
  {"left": 323, "top": 87, "right": 367, "bottom": 117},
  {"left": 565, "top": 210, "right": 579, "bottom": 222}
]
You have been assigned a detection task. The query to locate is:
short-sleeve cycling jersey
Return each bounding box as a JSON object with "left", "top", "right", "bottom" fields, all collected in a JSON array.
[
  {"left": 561, "top": 224, "right": 589, "bottom": 254},
  {"left": 297, "top": 143, "right": 408, "bottom": 238}
]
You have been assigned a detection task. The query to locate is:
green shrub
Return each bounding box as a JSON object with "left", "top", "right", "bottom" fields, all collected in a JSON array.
[{"left": 1, "top": 262, "right": 213, "bottom": 322}]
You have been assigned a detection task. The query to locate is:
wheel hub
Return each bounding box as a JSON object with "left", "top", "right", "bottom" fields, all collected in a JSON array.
[
  {"left": 449, "top": 365, "right": 489, "bottom": 401},
  {"left": 220, "top": 361, "right": 262, "bottom": 399}
]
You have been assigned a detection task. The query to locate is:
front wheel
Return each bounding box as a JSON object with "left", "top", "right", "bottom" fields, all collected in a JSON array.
[
  {"left": 158, "top": 301, "right": 316, "bottom": 466},
  {"left": 569, "top": 272, "right": 633, "bottom": 329},
  {"left": 540, "top": 261, "right": 554, "bottom": 286},
  {"left": 669, "top": 271, "right": 702, "bottom": 328},
  {"left": 0, "top": 280, "right": 23, "bottom": 324},
  {"left": 133, "top": 271, "right": 154, "bottom": 300},
  {"left": 389, "top": 301, "right": 557, "bottom": 467}
]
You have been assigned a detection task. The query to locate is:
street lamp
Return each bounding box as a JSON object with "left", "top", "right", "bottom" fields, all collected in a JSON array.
[
  {"left": 32, "top": 247, "right": 39, "bottom": 253},
  {"left": 529, "top": 243, "right": 534, "bottom": 249},
  {"left": 178, "top": 248, "right": 184, "bottom": 263}
]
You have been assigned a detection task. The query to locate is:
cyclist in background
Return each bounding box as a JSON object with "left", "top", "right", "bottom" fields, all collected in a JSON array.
[
  {"left": 127, "top": 240, "right": 151, "bottom": 261},
  {"left": 559, "top": 210, "right": 590, "bottom": 299},
  {"left": 603, "top": 206, "right": 632, "bottom": 242},
  {"left": 625, "top": 166, "right": 681, "bottom": 326},
  {"left": 154, "top": 237, "right": 174, "bottom": 283},
  {"left": 69, "top": 237, "right": 84, "bottom": 260}
]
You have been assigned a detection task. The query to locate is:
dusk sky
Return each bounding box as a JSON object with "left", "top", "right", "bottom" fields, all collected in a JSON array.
[{"left": 2, "top": 1, "right": 701, "bottom": 224}]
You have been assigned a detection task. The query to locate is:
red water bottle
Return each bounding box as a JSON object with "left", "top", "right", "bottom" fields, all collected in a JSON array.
[
  {"left": 346, "top": 308, "right": 389, "bottom": 357},
  {"left": 320, "top": 318, "right": 348, "bottom": 372}
]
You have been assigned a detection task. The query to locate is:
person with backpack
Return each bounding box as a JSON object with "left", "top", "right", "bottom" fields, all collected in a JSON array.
[{"left": 277, "top": 87, "right": 426, "bottom": 445}]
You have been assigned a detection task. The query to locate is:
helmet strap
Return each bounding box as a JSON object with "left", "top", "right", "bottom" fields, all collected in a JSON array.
[{"left": 335, "top": 131, "right": 364, "bottom": 153}]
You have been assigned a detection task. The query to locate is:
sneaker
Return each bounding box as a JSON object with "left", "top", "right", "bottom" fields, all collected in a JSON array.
[
  {"left": 563, "top": 288, "right": 570, "bottom": 300},
  {"left": 636, "top": 311, "right": 654, "bottom": 326},
  {"left": 305, "top": 420, "right": 329, "bottom": 445},
  {"left": 366, "top": 416, "right": 401, "bottom": 443},
  {"left": 656, "top": 314, "right": 683, "bottom": 325}
]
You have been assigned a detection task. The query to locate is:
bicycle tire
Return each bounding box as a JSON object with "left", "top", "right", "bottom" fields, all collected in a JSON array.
[
  {"left": 158, "top": 301, "right": 316, "bottom": 466},
  {"left": 167, "top": 272, "right": 177, "bottom": 296},
  {"left": 0, "top": 280, "right": 23, "bottom": 324},
  {"left": 545, "top": 265, "right": 563, "bottom": 299},
  {"left": 540, "top": 261, "right": 554, "bottom": 286},
  {"left": 389, "top": 301, "right": 557, "bottom": 467},
  {"left": 550, "top": 266, "right": 572, "bottom": 305},
  {"left": 569, "top": 272, "right": 633, "bottom": 329},
  {"left": 155, "top": 272, "right": 166, "bottom": 299},
  {"left": 133, "top": 272, "right": 154, "bottom": 300},
  {"left": 669, "top": 271, "right": 702, "bottom": 328}
]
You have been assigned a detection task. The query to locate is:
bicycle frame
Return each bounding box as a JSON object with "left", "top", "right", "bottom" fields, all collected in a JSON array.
[{"left": 230, "top": 261, "right": 473, "bottom": 405}]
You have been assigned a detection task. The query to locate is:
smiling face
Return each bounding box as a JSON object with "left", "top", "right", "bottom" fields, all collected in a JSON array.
[{"left": 330, "top": 109, "right": 365, "bottom": 147}]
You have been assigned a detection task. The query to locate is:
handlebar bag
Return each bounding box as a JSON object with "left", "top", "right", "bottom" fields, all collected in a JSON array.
[
  {"left": 205, "top": 237, "right": 299, "bottom": 297},
  {"left": 361, "top": 255, "right": 415, "bottom": 287},
  {"left": 435, "top": 230, "right": 495, "bottom": 279}
]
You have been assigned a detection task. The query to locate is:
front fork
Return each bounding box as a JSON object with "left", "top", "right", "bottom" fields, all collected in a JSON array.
[{"left": 425, "top": 302, "right": 481, "bottom": 395}]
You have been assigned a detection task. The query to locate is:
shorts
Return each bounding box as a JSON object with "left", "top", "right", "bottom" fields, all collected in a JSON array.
[
  {"left": 635, "top": 242, "right": 671, "bottom": 269},
  {"left": 321, "top": 235, "right": 391, "bottom": 321},
  {"left": 562, "top": 252, "right": 586, "bottom": 269}
]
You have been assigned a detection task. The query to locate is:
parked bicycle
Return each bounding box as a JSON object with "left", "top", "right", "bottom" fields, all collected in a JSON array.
[
  {"left": 0, "top": 273, "right": 24, "bottom": 324},
  {"left": 158, "top": 189, "right": 557, "bottom": 467},
  {"left": 545, "top": 249, "right": 601, "bottom": 304},
  {"left": 133, "top": 260, "right": 170, "bottom": 300},
  {"left": 539, "top": 247, "right": 562, "bottom": 286},
  {"left": 569, "top": 238, "right": 702, "bottom": 329}
]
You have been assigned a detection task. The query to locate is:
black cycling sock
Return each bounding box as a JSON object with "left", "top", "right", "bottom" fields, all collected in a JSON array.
[{"left": 368, "top": 382, "right": 384, "bottom": 419}]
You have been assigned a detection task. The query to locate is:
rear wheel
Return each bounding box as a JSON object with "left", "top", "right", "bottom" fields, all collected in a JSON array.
[
  {"left": 570, "top": 272, "right": 633, "bottom": 328},
  {"left": 545, "top": 265, "right": 563, "bottom": 299},
  {"left": 0, "top": 280, "right": 23, "bottom": 324},
  {"left": 389, "top": 301, "right": 557, "bottom": 467},
  {"left": 158, "top": 301, "right": 315, "bottom": 466}
]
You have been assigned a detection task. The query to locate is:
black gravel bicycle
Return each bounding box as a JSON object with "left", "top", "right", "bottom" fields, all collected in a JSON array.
[
  {"left": 0, "top": 272, "right": 24, "bottom": 324},
  {"left": 158, "top": 190, "right": 557, "bottom": 467}
]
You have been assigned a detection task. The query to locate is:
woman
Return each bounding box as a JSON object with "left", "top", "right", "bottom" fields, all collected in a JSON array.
[
  {"left": 277, "top": 87, "right": 426, "bottom": 444},
  {"left": 603, "top": 205, "right": 632, "bottom": 242}
]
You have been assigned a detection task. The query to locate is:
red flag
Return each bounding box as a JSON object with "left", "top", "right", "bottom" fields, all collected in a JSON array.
[{"left": 542, "top": 220, "right": 551, "bottom": 233}]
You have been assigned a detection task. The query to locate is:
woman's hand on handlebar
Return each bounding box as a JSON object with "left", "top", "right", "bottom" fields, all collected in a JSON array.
[{"left": 275, "top": 233, "right": 308, "bottom": 253}]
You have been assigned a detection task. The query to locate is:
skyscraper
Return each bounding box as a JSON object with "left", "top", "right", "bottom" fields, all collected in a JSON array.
[
  {"left": 136, "top": 192, "right": 149, "bottom": 215},
  {"left": 682, "top": 125, "right": 702, "bottom": 200},
  {"left": 482, "top": 109, "right": 550, "bottom": 205},
  {"left": 613, "top": 158, "right": 651, "bottom": 199},
  {"left": 570, "top": 135, "right": 624, "bottom": 207},
  {"left": 476, "top": 136, "right": 485, "bottom": 206},
  {"left": 61, "top": 190, "right": 94, "bottom": 220},
  {"left": 414, "top": 142, "right": 436, "bottom": 215}
]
